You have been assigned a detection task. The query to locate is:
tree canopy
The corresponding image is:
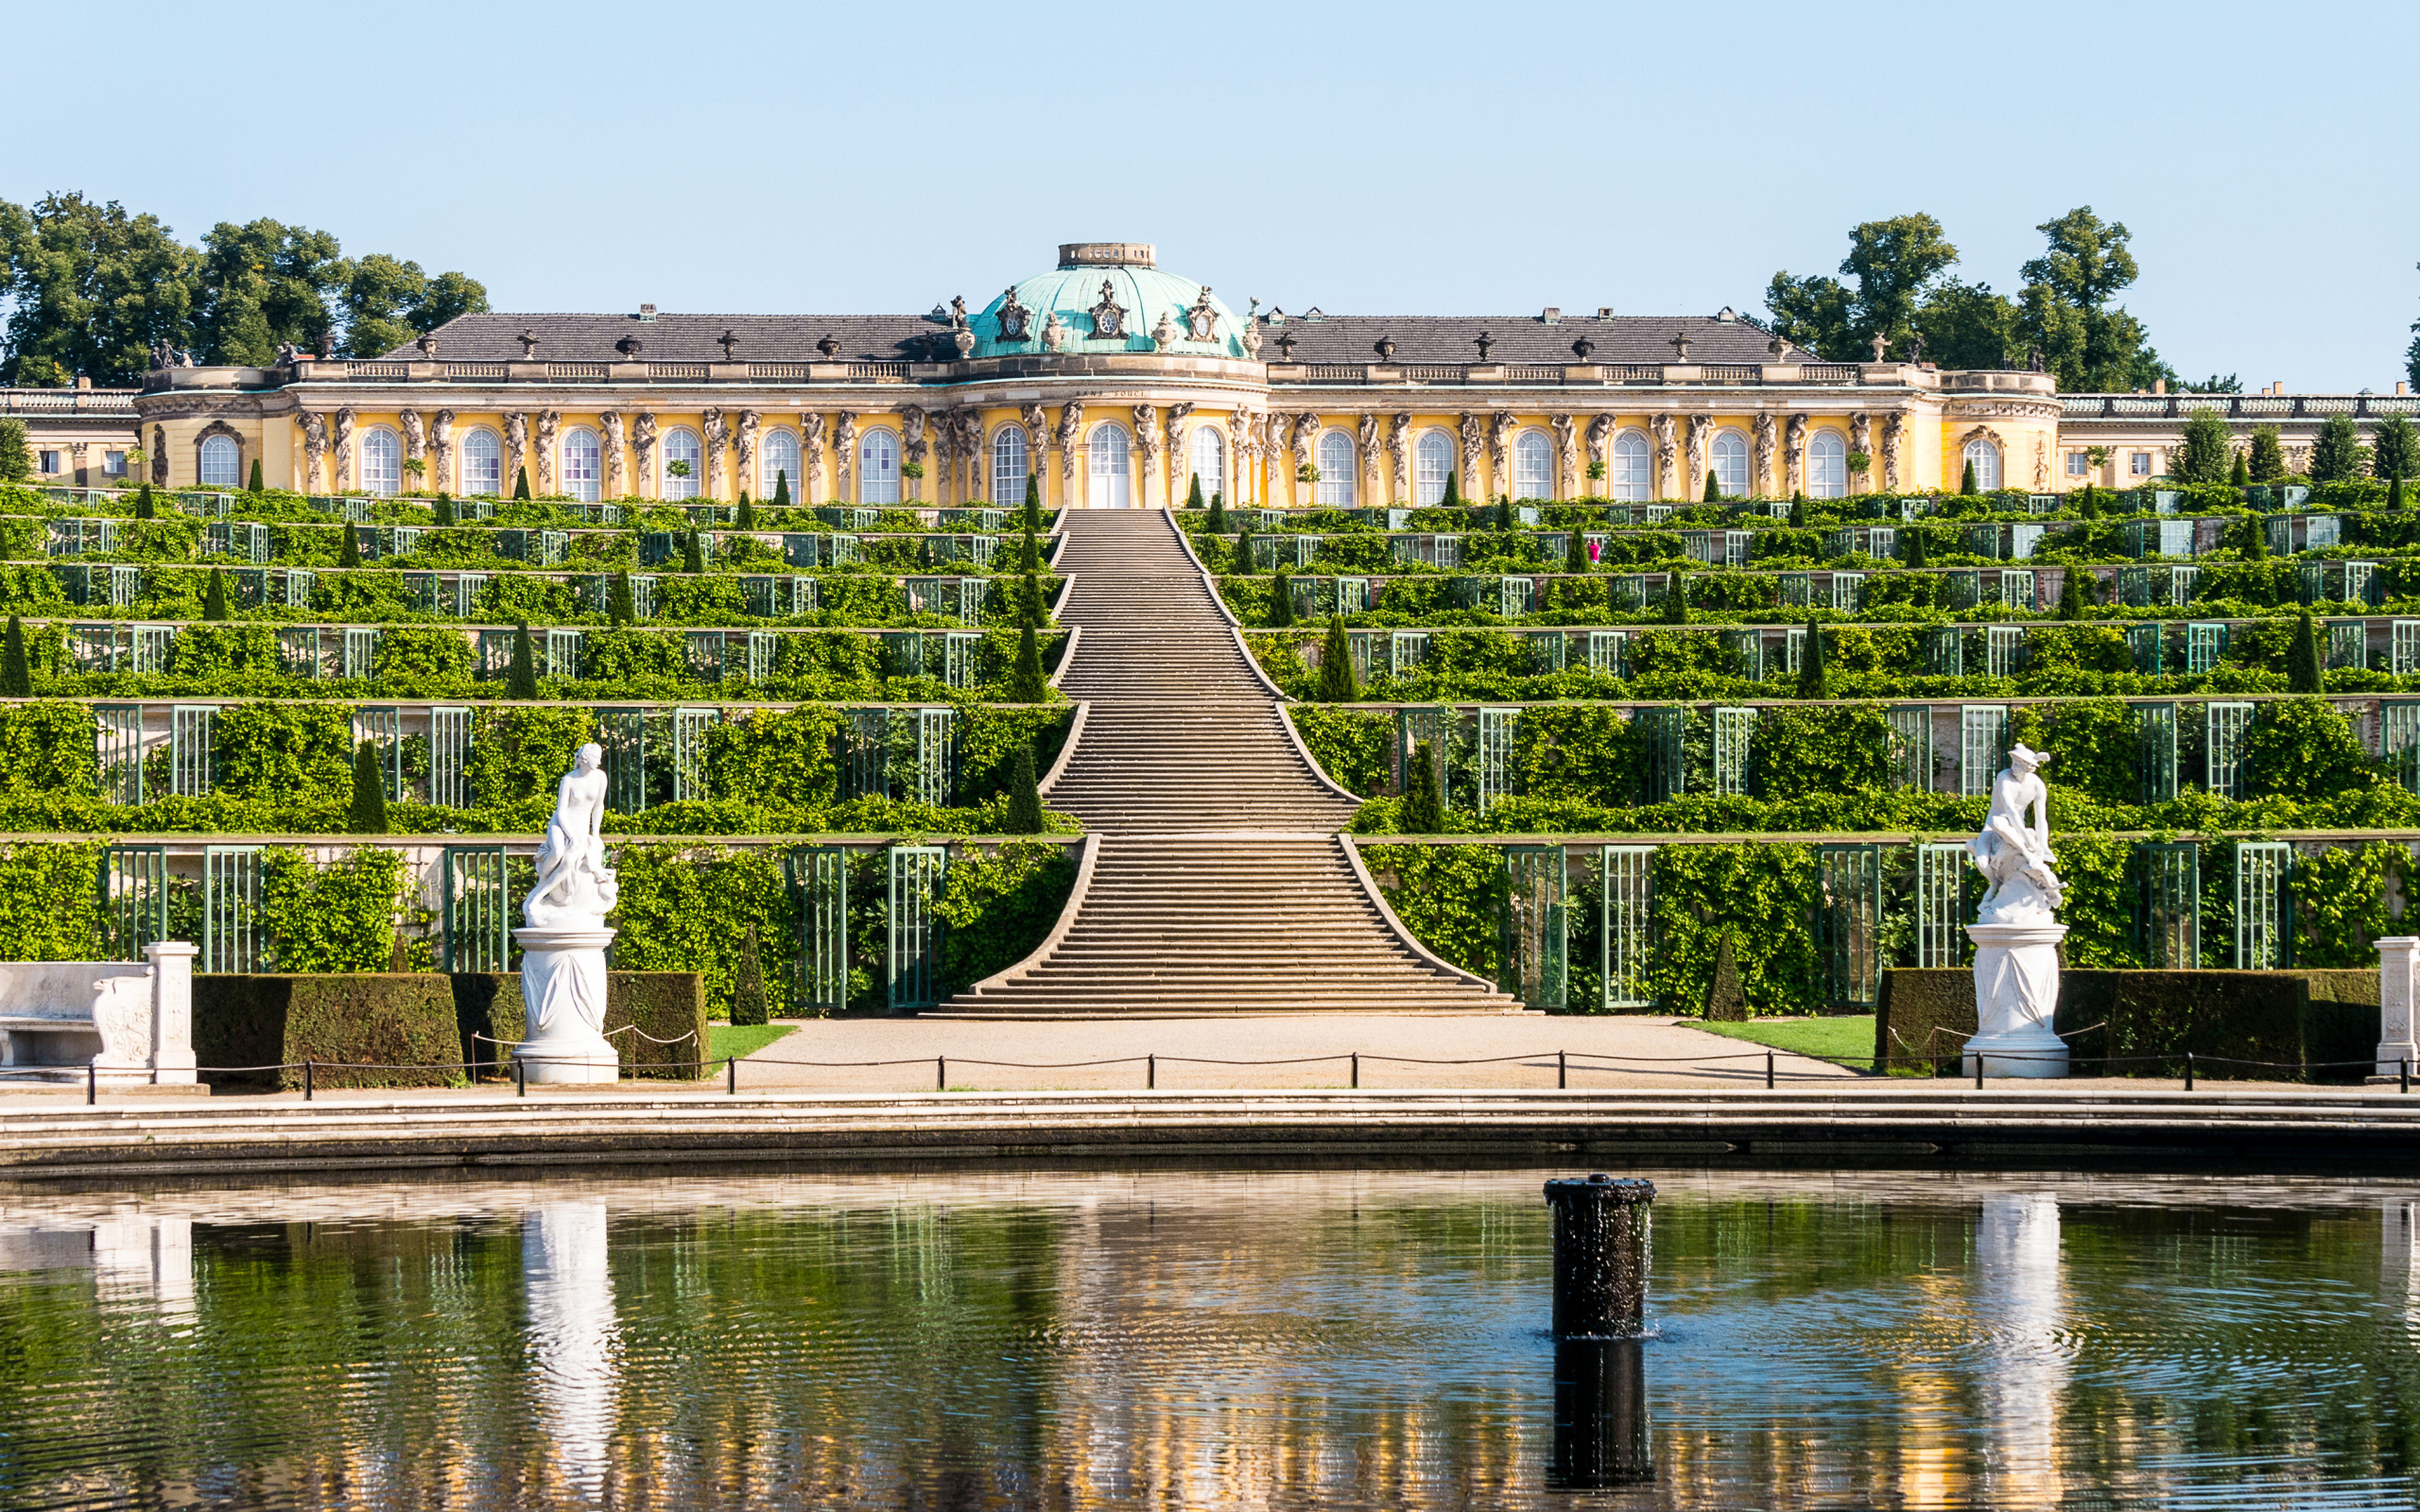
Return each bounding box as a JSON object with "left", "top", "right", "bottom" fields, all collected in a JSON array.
[{"left": 0, "top": 194, "right": 487, "bottom": 384}]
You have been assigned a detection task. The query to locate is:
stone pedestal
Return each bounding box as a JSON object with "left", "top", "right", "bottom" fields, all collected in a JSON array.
[
  {"left": 1965, "top": 922, "right": 2070, "bottom": 1079},
  {"left": 2374, "top": 937, "right": 2420, "bottom": 1082},
  {"left": 513, "top": 927, "right": 619, "bottom": 1084}
]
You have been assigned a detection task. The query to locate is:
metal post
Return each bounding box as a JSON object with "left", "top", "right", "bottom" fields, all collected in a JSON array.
[
  {"left": 1351, "top": 1051, "right": 1359, "bottom": 1090},
  {"left": 2403, "top": 1057, "right": 2410, "bottom": 1094},
  {"left": 1766, "top": 1051, "right": 1774, "bottom": 1091},
  {"left": 515, "top": 1056, "right": 526, "bottom": 1097},
  {"left": 1148, "top": 1053, "right": 1155, "bottom": 1091},
  {"left": 2185, "top": 1051, "right": 2195, "bottom": 1091},
  {"left": 304, "top": 1057, "right": 314, "bottom": 1102},
  {"left": 1558, "top": 1049, "right": 1566, "bottom": 1090},
  {"left": 937, "top": 1054, "right": 946, "bottom": 1091},
  {"left": 728, "top": 1056, "right": 737, "bottom": 1095},
  {"left": 1543, "top": 1174, "right": 1655, "bottom": 1337},
  {"left": 86, "top": 1060, "right": 95, "bottom": 1106},
  {"left": 1975, "top": 1050, "right": 1984, "bottom": 1090}
]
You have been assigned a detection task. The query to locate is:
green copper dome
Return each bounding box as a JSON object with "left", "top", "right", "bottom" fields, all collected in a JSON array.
[{"left": 970, "top": 243, "right": 1250, "bottom": 360}]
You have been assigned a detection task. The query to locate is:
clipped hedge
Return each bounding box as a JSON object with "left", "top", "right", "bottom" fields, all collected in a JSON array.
[
  {"left": 195, "top": 973, "right": 466, "bottom": 1091},
  {"left": 452, "top": 971, "right": 709, "bottom": 1079}
]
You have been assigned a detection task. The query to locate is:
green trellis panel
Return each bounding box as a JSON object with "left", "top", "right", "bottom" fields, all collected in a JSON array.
[
  {"left": 1888, "top": 705, "right": 1932, "bottom": 791},
  {"left": 1475, "top": 708, "right": 1517, "bottom": 813},
  {"left": 788, "top": 846, "right": 850, "bottom": 1016},
  {"left": 1958, "top": 705, "right": 2010, "bottom": 798},
  {"left": 1783, "top": 625, "right": 1806, "bottom": 676},
  {"left": 1943, "top": 571, "right": 1981, "bottom": 610},
  {"left": 1529, "top": 630, "right": 1565, "bottom": 674},
  {"left": 2385, "top": 700, "right": 2420, "bottom": 795},
  {"left": 747, "top": 629, "right": 779, "bottom": 684},
  {"left": 671, "top": 707, "right": 717, "bottom": 803},
  {"left": 2396, "top": 622, "right": 2420, "bottom": 676},
  {"left": 1776, "top": 572, "right": 1810, "bottom": 608},
  {"left": 131, "top": 627, "right": 172, "bottom": 676},
  {"left": 1499, "top": 845, "right": 1567, "bottom": 1012},
  {"left": 941, "top": 631, "right": 980, "bottom": 690},
  {"left": 342, "top": 626, "right": 379, "bottom": 680},
  {"left": 1817, "top": 843, "right": 1884, "bottom": 1008},
  {"left": 1722, "top": 627, "right": 1763, "bottom": 681},
  {"left": 2185, "top": 622, "right": 2227, "bottom": 674},
  {"left": 95, "top": 704, "right": 143, "bottom": 803},
  {"left": 1599, "top": 845, "right": 1654, "bottom": 1010},
  {"left": 1985, "top": 626, "right": 2025, "bottom": 679},
  {"left": 1392, "top": 630, "right": 1432, "bottom": 674},
  {"left": 1394, "top": 707, "right": 1446, "bottom": 793},
  {"left": 2205, "top": 700, "right": 2254, "bottom": 799},
  {"left": 354, "top": 705, "right": 403, "bottom": 799},
  {"left": 284, "top": 568, "right": 316, "bottom": 608},
  {"left": 2136, "top": 702, "right": 2179, "bottom": 802},
  {"left": 686, "top": 631, "right": 724, "bottom": 683},
  {"left": 2234, "top": 840, "right": 2294, "bottom": 971},
  {"left": 888, "top": 845, "right": 947, "bottom": 1012},
  {"left": 2328, "top": 620, "right": 2367, "bottom": 671},
  {"left": 169, "top": 704, "right": 213, "bottom": 798},
  {"left": 1831, "top": 572, "right": 1864, "bottom": 610},
  {"left": 456, "top": 573, "right": 487, "bottom": 616},
  {"left": 442, "top": 846, "right": 511, "bottom": 973},
  {"left": 1924, "top": 626, "right": 1962, "bottom": 677},
  {"left": 429, "top": 706, "right": 472, "bottom": 809},
  {"left": 1996, "top": 570, "right": 2034, "bottom": 610},
  {"left": 599, "top": 707, "right": 647, "bottom": 813},
  {"left": 1712, "top": 707, "right": 1754, "bottom": 797},
  {"left": 2127, "top": 622, "right": 2166, "bottom": 675},
  {"left": 202, "top": 845, "right": 262, "bottom": 974},
  {"left": 1638, "top": 706, "right": 1685, "bottom": 802},
  {"left": 2138, "top": 840, "right": 2200, "bottom": 969},
  {"left": 844, "top": 707, "right": 887, "bottom": 799},
  {"left": 545, "top": 628, "right": 583, "bottom": 680},
  {"left": 98, "top": 844, "right": 167, "bottom": 962},
  {"left": 1914, "top": 841, "right": 1966, "bottom": 968},
  {"left": 277, "top": 627, "right": 320, "bottom": 682}
]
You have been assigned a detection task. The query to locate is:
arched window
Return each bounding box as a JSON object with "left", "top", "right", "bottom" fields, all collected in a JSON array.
[
  {"left": 1190, "top": 425, "right": 1225, "bottom": 504},
  {"left": 460, "top": 428, "right": 502, "bottom": 496},
  {"left": 1612, "top": 431, "right": 1651, "bottom": 502},
  {"left": 359, "top": 427, "right": 401, "bottom": 496},
  {"left": 761, "top": 429, "right": 799, "bottom": 500},
  {"left": 562, "top": 428, "right": 600, "bottom": 502},
  {"left": 992, "top": 425, "right": 1029, "bottom": 507},
  {"left": 663, "top": 427, "right": 702, "bottom": 500},
  {"left": 1711, "top": 431, "right": 1749, "bottom": 498},
  {"left": 1087, "top": 423, "right": 1131, "bottom": 508},
  {"left": 1316, "top": 430, "right": 1356, "bottom": 506},
  {"left": 1807, "top": 430, "right": 1847, "bottom": 499},
  {"left": 859, "top": 429, "right": 899, "bottom": 504},
  {"left": 1415, "top": 430, "right": 1456, "bottom": 505},
  {"left": 1513, "top": 429, "right": 1553, "bottom": 500},
  {"left": 1962, "top": 438, "right": 2001, "bottom": 491},
  {"left": 199, "top": 435, "right": 240, "bottom": 488}
]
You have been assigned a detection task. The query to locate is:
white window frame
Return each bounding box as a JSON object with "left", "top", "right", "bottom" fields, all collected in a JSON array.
[
  {"left": 359, "top": 426, "right": 402, "bottom": 496},
  {"left": 1086, "top": 422, "right": 1132, "bottom": 508},
  {"left": 38, "top": 450, "right": 60, "bottom": 474},
  {"left": 1806, "top": 429, "right": 1846, "bottom": 500},
  {"left": 1612, "top": 429, "right": 1651, "bottom": 502},
  {"left": 103, "top": 450, "right": 127, "bottom": 477},
  {"left": 199, "top": 434, "right": 241, "bottom": 488},
  {"left": 1512, "top": 429, "right": 1553, "bottom": 501},
  {"left": 859, "top": 428, "right": 900, "bottom": 505},
  {"left": 759, "top": 428, "right": 800, "bottom": 499},
  {"left": 562, "top": 427, "right": 601, "bottom": 503},
  {"left": 1316, "top": 429, "right": 1356, "bottom": 506},
  {"left": 1962, "top": 438, "right": 2002, "bottom": 491},
  {"left": 1189, "top": 425, "right": 1224, "bottom": 502},
  {"left": 663, "top": 426, "right": 703, "bottom": 501},
  {"left": 460, "top": 427, "right": 502, "bottom": 496},
  {"left": 1414, "top": 429, "right": 1456, "bottom": 505},
  {"left": 2130, "top": 451, "right": 2152, "bottom": 476},
  {"left": 1711, "top": 430, "right": 1749, "bottom": 497},
  {"left": 991, "top": 424, "right": 1028, "bottom": 507},
  {"left": 2066, "top": 450, "right": 2089, "bottom": 478}
]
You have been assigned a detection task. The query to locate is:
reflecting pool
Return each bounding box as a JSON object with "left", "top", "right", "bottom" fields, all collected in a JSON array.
[{"left": 2, "top": 1166, "right": 2417, "bottom": 1509}]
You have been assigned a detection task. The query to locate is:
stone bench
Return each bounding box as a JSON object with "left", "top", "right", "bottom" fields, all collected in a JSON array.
[{"left": 0, "top": 944, "right": 199, "bottom": 1085}]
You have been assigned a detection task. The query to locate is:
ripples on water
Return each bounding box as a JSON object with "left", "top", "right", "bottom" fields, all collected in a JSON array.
[{"left": 0, "top": 1167, "right": 2416, "bottom": 1510}]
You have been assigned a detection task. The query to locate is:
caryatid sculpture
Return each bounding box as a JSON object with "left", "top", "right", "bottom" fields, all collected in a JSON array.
[
  {"left": 1963, "top": 742, "right": 2069, "bottom": 1078},
  {"left": 514, "top": 744, "right": 622, "bottom": 1083}
]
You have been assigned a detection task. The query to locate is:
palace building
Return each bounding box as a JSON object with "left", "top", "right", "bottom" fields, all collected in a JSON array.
[{"left": 27, "top": 240, "right": 2409, "bottom": 502}]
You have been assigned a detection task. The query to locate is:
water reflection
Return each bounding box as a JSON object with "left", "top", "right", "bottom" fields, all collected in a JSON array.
[
  {"left": 523, "top": 1202, "right": 619, "bottom": 1502},
  {"left": 1973, "top": 1192, "right": 2064, "bottom": 1506},
  {"left": 1547, "top": 1338, "right": 1651, "bottom": 1491}
]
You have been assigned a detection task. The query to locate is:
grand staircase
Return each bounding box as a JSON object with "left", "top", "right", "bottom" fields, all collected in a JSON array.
[{"left": 939, "top": 509, "right": 1519, "bottom": 1017}]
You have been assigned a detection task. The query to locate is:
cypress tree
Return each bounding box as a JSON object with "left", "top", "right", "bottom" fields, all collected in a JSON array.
[
  {"left": 247, "top": 457, "right": 264, "bottom": 493},
  {"left": 1231, "top": 532, "right": 1253, "bottom": 575},
  {"left": 730, "top": 923, "right": 768, "bottom": 1025},
  {"left": 2289, "top": 611, "right": 2325, "bottom": 693},
  {"left": 772, "top": 470, "right": 791, "bottom": 507},
  {"left": 2230, "top": 450, "right": 2249, "bottom": 488},
  {"left": 347, "top": 741, "right": 389, "bottom": 834},
  {"left": 1010, "top": 621, "right": 1047, "bottom": 702},
  {"left": 1400, "top": 740, "right": 1443, "bottom": 833},
  {"left": 1441, "top": 470, "right": 1461, "bottom": 508},
  {"left": 916, "top": 535, "right": 936, "bottom": 569},
  {"left": 505, "top": 622, "right": 539, "bottom": 698},
  {"left": 1186, "top": 473, "right": 1205, "bottom": 512},
  {"left": 433, "top": 492, "right": 456, "bottom": 525},
  {"left": 2056, "top": 566, "right": 2086, "bottom": 620},
  {"left": 2075, "top": 484, "right": 2100, "bottom": 520},
  {"left": 136, "top": 482, "right": 155, "bottom": 520},
  {"left": 1005, "top": 743, "right": 1045, "bottom": 833},
  {"left": 1702, "top": 928, "right": 1747, "bottom": 1021},
  {"left": 1662, "top": 573, "right": 1689, "bottom": 624},
  {"left": 2394, "top": 473, "right": 2408, "bottom": 511},
  {"left": 609, "top": 569, "right": 636, "bottom": 627},
  {"left": 1269, "top": 572, "right": 1295, "bottom": 627},
  {"left": 1796, "top": 617, "right": 1827, "bottom": 699},
  {"left": 202, "top": 567, "right": 228, "bottom": 621},
  {"left": 683, "top": 528, "right": 706, "bottom": 574},
  {"left": 1789, "top": 490, "right": 1806, "bottom": 527},
  {"left": 1206, "top": 488, "right": 1228, "bottom": 534},
  {"left": 1023, "top": 473, "right": 1042, "bottom": 535},
  {"left": 0, "top": 616, "right": 28, "bottom": 696},
  {"left": 737, "top": 491, "right": 755, "bottom": 529},
  {"left": 1703, "top": 469, "right": 1721, "bottom": 503},
  {"left": 2243, "top": 515, "right": 2269, "bottom": 560},
  {"left": 1961, "top": 459, "right": 1979, "bottom": 495},
  {"left": 1564, "top": 525, "right": 1589, "bottom": 576},
  {"left": 1023, "top": 569, "right": 1046, "bottom": 629},
  {"left": 1904, "top": 527, "right": 1928, "bottom": 569},
  {"left": 512, "top": 466, "right": 531, "bottom": 500},
  {"left": 337, "top": 522, "right": 361, "bottom": 567},
  {"left": 2248, "top": 427, "right": 2288, "bottom": 483},
  {"left": 1318, "top": 614, "right": 1358, "bottom": 702}
]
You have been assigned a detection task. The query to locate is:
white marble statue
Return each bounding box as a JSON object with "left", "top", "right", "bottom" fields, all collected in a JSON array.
[
  {"left": 514, "top": 745, "right": 621, "bottom": 1083},
  {"left": 1964, "top": 744, "right": 2070, "bottom": 1078}
]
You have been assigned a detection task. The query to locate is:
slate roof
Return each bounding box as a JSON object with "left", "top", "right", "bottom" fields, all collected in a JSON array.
[{"left": 389, "top": 309, "right": 1808, "bottom": 368}]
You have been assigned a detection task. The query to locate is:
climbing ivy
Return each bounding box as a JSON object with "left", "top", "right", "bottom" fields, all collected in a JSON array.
[{"left": 261, "top": 846, "right": 405, "bottom": 971}]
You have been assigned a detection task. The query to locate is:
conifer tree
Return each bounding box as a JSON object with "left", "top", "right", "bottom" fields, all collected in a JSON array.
[
  {"left": 348, "top": 741, "right": 389, "bottom": 834},
  {"left": 1796, "top": 617, "right": 1827, "bottom": 699},
  {"left": 1023, "top": 569, "right": 1046, "bottom": 628},
  {"left": 609, "top": 570, "right": 636, "bottom": 627},
  {"left": 1789, "top": 490, "right": 1806, "bottom": 527},
  {"left": 1023, "top": 473, "right": 1042, "bottom": 535},
  {"left": 0, "top": 616, "right": 28, "bottom": 697},
  {"left": 1961, "top": 459, "right": 1979, "bottom": 495},
  {"left": 2056, "top": 565, "right": 2086, "bottom": 620},
  {"left": 1005, "top": 744, "right": 1045, "bottom": 833},
  {"left": 730, "top": 923, "right": 768, "bottom": 1025},
  {"left": 436, "top": 493, "right": 458, "bottom": 525},
  {"left": 512, "top": 466, "right": 531, "bottom": 500},
  {"left": 1703, "top": 470, "right": 1721, "bottom": 503},
  {"left": 1010, "top": 621, "right": 1047, "bottom": 702},
  {"left": 737, "top": 491, "right": 755, "bottom": 529},
  {"left": 1564, "top": 525, "right": 1589, "bottom": 576},
  {"left": 1269, "top": 572, "right": 1295, "bottom": 627},
  {"left": 1318, "top": 614, "right": 1358, "bottom": 702},
  {"left": 2310, "top": 413, "right": 2364, "bottom": 482},
  {"left": 772, "top": 470, "right": 791, "bottom": 507},
  {"left": 136, "top": 483, "right": 155, "bottom": 520},
  {"left": 683, "top": 528, "right": 706, "bottom": 574},
  {"left": 2230, "top": 450, "right": 2249, "bottom": 488},
  {"left": 337, "top": 522, "right": 361, "bottom": 567},
  {"left": 1904, "top": 527, "right": 1928, "bottom": 569},
  {"left": 2248, "top": 426, "right": 2288, "bottom": 483},
  {"left": 1231, "top": 532, "right": 1253, "bottom": 575},
  {"left": 1662, "top": 573, "right": 1689, "bottom": 623},
  {"left": 506, "top": 622, "right": 538, "bottom": 698},
  {"left": 1702, "top": 928, "right": 1747, "bottom": 1021},
  {"left": 1496, "top": 495, "right": 1514, "bottom": 531},
  {"left": 2075, "top": 484, "right": 2100, "bottom": 520},
  {"left": 2289, "top": 611, "right": 2325, "bottom": 693},
  {"left": 2243, "top": 516, "right": 2269, "bottom": 560},
  {"left": 1206, "top": 488, "right": 1228, "bottom": 534},
  {"left": 202, "top": 568, "right": 228, "bottom": 621},
  {"left": 1441, "top": 471, "right": 1461, "bottom": 508},
  {"left": 1186, "top": 473, "right": 1205, "bottom": 511},
  {"left": 2394, "top": 473, "right": 2408, "bottom": 511},
  {"left": 1400, "top": 740, "right": 1443, "bottom": 833},
  {"left": 247, "top": 457, "right": 264, "bottom": 493}
]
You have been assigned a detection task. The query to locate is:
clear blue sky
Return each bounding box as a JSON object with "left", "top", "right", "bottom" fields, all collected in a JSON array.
[{"left": 14, "top": 0, "right": 2419, "bottom": 388}]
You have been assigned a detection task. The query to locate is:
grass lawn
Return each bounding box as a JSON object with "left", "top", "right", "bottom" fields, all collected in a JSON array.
[
  {"left": 1689, "top": 1015, "right": 1877, "bottom": 1073},
  {"left": 708, "top": 1023, "right": 799, "bottom": 1063}
]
